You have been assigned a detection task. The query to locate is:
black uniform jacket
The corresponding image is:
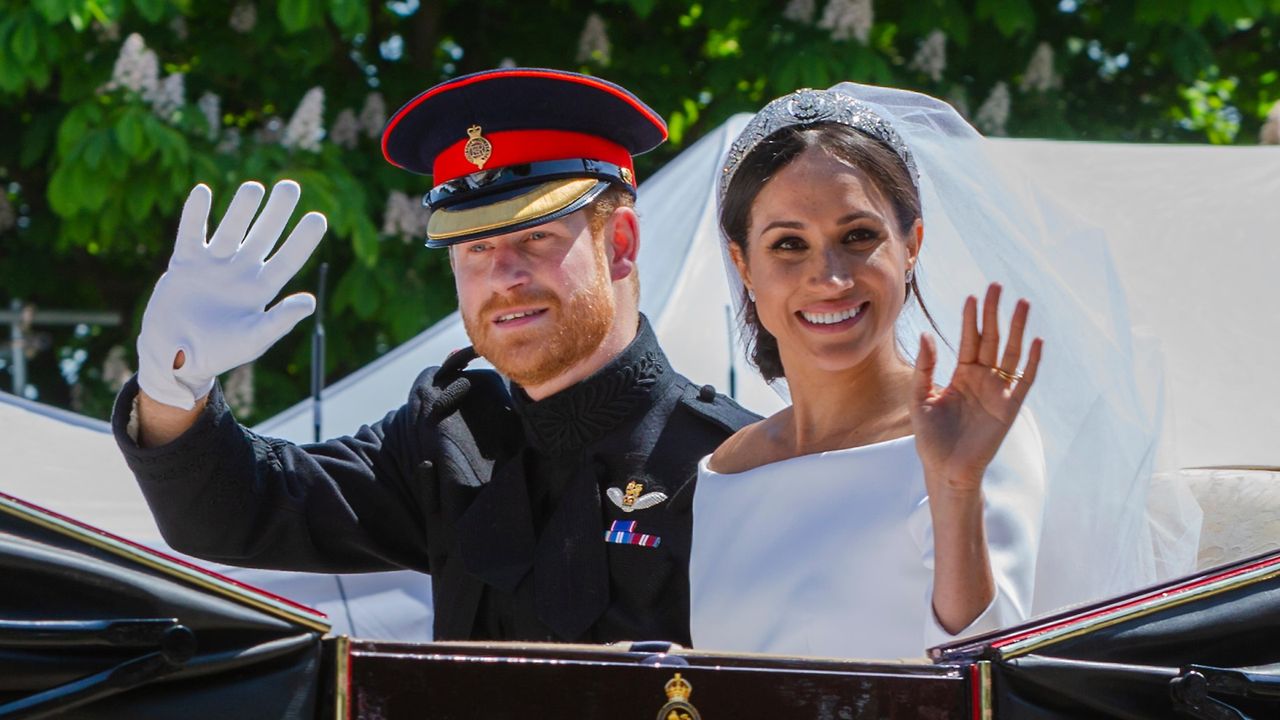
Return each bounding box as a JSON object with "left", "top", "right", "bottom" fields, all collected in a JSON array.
[{"left": 111, "top": 317, "right": 758, "bottom": 644}]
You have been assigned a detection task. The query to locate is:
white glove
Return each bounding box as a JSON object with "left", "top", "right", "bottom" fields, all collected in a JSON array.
[{"left": 137, "top": 180, "right": 326, "bottom": 410}]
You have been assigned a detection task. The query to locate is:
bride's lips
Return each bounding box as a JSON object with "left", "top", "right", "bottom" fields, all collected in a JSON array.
[
  {"left": 491, "top": 307, "right": 549, "bottom": 328},
  {"left": 795, "top": 301, "right": 869, "bottom": 333}
]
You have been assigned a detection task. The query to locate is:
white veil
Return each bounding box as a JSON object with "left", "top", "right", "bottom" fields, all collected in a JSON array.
[{"left": 720, "top": 82, "right": 1200, "bottom": 615}]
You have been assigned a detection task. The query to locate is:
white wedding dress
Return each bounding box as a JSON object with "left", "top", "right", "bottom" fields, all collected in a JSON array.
[{"left": 689, "top": 411, "right": 1045, "bottom": 660}]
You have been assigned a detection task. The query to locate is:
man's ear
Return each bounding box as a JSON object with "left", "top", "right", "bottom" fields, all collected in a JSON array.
[{"left": 604, "top": 206, "right": 640, "bottom": 283}]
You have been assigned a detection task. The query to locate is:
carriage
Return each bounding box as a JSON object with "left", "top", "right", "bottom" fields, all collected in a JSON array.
[{"left": 4, "top": 488, "right": 1277, "bottom": 719}]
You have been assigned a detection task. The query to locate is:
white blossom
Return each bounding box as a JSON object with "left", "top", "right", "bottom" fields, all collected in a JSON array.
[
  {"left": 198, "top": 91, "right": 221, "bottom": 140},
  {"left": 101, "top": 345, "right": 132, "bottom": 392},
  {"left": 498, "top": 57, "right": 517, "bottom": 69},
  {"left": 330, "top": 108, "right": 360, "bottom": 149},
  {"left": 0, "top": 192, "right": 15, "bottom": 234},
  {"left": 783, "top": 0, "right": 816, "bottom": 24},
  {"left": 282, "top": 87, "right": 325, "bottom": 152},
  {"left": 1261, "top": 99, "right": 1280, "bottom": 145},
  {"left": 818, "top": 0, "right": 873, "bottom": 44},
  {"left": 229, "top": 2, "right": 257, "bottom": 34},
  {"left": 1020, "top": 42, "right": 1061, "bottom": 93},
  {"left": 909, "top": 30, "right": 947, "bottom": 82},
  {"left": 974, "top": 81, "right": 1011, "bottom": 136},
  {"left": 358, "top": 92, "right": 386, "bottom": 139},
  {"left": 106, "top": 34, "right": 159, "bottom": 97},
  {"left": 223, "top": 364, "right": 255, "bottom": 416},
  {"left": 576, "top": 13, "right": 611, "bottom": 66},
  {"left": 382, "top": 191, "right": 429, "bottom": 239},
  {"left": 148, "top": 72, "right": 186, "bottom": 122},
  {"left": 216, "top": 126, "right": 242, "bottom": 154}
]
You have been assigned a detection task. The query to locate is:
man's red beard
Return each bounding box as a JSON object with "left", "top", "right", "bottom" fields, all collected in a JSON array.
[{"left": 462, "top": 253, "right": 616, "bottom": 389}]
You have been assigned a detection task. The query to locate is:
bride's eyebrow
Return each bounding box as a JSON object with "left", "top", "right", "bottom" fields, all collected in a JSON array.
[{"left": 759, "top": 210, "right": 884, "bottom": 234}]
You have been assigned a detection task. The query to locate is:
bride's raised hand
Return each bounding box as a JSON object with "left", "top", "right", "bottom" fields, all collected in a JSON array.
[{"left": 910, "top": 283, "right": 1042, "bottom": 493}]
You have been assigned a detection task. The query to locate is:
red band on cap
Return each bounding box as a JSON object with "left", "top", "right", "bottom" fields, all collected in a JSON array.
[{"left": 433, "top": 129, "right": 636, "bottom": 185}]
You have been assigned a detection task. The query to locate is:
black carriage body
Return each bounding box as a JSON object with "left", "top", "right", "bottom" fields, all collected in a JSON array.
[{"left": 4, "top": 489, "right": 1279, "bottom": 719}]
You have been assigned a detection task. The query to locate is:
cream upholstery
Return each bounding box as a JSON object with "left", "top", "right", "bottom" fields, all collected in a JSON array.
[{"left": 1179, "top": 468, "right": 1280, "bottom": 570}]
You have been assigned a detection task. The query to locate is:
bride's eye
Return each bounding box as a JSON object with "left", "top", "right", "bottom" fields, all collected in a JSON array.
[
  {"left": 770, "top": 235, "right": 806, "bottom": 251},
  {"left": 844, "top": 228, "right": 881, "bottom": 246}
]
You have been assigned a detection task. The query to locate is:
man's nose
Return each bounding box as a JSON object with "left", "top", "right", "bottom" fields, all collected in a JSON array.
[{"left": 490, "top": 244, "right": 532, "bottom": 291}]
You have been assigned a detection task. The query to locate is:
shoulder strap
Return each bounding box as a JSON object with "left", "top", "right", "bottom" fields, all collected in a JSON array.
[{"left": 675, "top": 382, "right": 761, "bottom": 435}]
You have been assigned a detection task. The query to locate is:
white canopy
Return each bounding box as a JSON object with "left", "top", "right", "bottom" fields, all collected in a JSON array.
[{"left": 259, "top": 120, "right": 1279, "bottom": 469}]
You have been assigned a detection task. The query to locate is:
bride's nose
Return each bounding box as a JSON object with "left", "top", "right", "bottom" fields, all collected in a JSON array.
[{"left": 807, "top": 247, "right": 854, "bottom": 290}]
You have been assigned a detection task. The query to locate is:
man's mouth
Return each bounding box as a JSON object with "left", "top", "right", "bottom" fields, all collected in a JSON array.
[
  {"left": 797, "top": 302, "right": 868, "bottom": 328},
  {"left": 493, "top": 308, "right": 548, "bottom": 324}
]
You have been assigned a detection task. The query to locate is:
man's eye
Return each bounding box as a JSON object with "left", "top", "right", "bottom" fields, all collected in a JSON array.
[{"left": 468, "top": 242, "right": 491, "bottom": 253}]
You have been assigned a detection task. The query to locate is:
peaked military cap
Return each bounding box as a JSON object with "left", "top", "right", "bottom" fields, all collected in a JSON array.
[{"left": 382, "top": 68, "right": 668, "bottom": 247}]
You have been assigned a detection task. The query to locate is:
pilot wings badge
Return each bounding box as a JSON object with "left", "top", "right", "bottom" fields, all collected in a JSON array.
[{"left": 607, "top": 480, "right": 667, "bottom": 513}]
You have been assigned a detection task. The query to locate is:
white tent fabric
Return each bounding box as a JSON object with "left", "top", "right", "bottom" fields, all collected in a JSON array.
[
  {"left": 0, "top": 391, "right": 433, "bottom": 641},
  {"left": 259, "top": 123, "right": 1278, "bottom": 470}
]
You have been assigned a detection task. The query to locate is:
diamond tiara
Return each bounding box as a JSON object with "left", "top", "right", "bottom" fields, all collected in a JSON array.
[{"left": 719, "top": 88, "right": 920, "bottom": 205}]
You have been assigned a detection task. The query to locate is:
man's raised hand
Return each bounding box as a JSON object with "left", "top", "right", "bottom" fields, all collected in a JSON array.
[{"left": 137, "top": 180, "right": 326, "bottom": 410}]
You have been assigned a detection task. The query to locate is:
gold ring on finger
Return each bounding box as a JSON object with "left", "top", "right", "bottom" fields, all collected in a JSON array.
[{"left": 996, "top": 368, "right": 1023, "bottom": 383}]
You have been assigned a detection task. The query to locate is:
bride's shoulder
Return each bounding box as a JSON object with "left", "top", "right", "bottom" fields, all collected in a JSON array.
[{"left": 706, "top": 411, "right": 791, "bottom": 475}]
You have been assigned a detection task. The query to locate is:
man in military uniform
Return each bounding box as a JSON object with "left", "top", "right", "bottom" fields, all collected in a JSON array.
[{"left": 112, "top": 68, "right": 756, "bottom": 644}]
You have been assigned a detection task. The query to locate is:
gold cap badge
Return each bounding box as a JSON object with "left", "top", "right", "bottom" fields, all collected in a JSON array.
[{"left": 463, "top": 125, "right": 492, "bottom": 169}]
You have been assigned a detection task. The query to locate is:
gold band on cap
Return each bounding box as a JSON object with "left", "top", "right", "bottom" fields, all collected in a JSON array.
[{"left": 427, "top": 178, "right": 600, "bottom": 242}]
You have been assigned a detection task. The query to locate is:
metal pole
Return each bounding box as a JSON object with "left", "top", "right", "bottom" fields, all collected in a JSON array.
[
  {"left": 724, "top": 304, "right": 736, "bottom": 400},
  {"left": 311, "top": 263, "right": 329, "bottom": 443},
  {"left": 9, "top": 298, "right": 25, "bottom": 395}
]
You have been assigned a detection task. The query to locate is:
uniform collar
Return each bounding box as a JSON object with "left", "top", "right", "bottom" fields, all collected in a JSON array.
[{"left": 512, "top": 315, "right": 671, "bottom": 456}]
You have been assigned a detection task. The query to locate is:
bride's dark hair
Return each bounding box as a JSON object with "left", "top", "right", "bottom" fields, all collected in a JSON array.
[{"left": 719, "top": 122, "right": 939, "bottom": 382}]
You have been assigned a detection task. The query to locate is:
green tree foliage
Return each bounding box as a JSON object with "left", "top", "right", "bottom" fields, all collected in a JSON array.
[{"left": 1, "top": 0, "right": 1277, "bottom": 423}]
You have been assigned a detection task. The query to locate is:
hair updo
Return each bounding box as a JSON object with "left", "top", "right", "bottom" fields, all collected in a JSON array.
[{"left": 719, "top": 122, "right": 938, "bottom": 382}]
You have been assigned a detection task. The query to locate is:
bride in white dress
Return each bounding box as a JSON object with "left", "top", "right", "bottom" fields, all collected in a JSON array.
[
  {"left": 689, "top": 84, "right": 1197, "bottom": 659},
  {"left": 689, "top": 87, "right": 1044, "bottom": 659}
]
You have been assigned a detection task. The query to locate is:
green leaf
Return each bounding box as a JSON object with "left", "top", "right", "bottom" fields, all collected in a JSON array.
[
  {"left": 328, "top": 0, "right": 367, "bottom": 35},
  {"left": 33, "top": 0, "right": 73, "bottom": 23},
  {"left": 126, "top": 174, "right": 156, "bottom": 221},
  {"left": 278, "top": 0, "right": 315, "bottom": 34},
  {"left": 627, "top": 0, "right": 657, "bottom": 19},
  {"left": 11, "top": 14, "right": 40, "bottom": 65},
  {"left": 132, "top": 0, "right": 166, "bottom": 23},
  {"left": 351, "top": 217, "right": 380, "bottom": 267},
  {"left": 115, "top": 110, "right": 146, "bottom": 156},
  {"left": 47, "top": 161, "right": 79, "bottom": 215},
  {"left": 82, "top": 130, "right": 110, "bottom": 169},
  {"left": 57, "top": 103, "right": 101, "bottom": 158}
]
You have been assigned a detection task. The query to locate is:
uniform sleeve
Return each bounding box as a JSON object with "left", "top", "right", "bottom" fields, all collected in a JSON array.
[
  {"left": 111, "top": 374, "right": 435, "bottom": 574},
  {"left": 921, "top": 410, "right": 1048, "bottom": 648}
]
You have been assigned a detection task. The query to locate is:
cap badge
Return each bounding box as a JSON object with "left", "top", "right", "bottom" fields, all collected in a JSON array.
[
  {"left": 607, "top": 480, "right": 667, "bottom": 513},
  {"left": 463, "top": 125, "right": 492, "bottom": 169},
  {"left": 655, "top": 673, "right": 701, "bottom": 720},
  {"left": 620, "top": 167, "right": 634, "bottom": 186}
]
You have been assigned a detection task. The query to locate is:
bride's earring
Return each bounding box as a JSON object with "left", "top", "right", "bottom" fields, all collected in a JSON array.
[
  {"left": 747, "top": 288, "right": 756, "bottom": 303},
  {"left": 905, "top": 267, "right": 914, "bottom": 284}
]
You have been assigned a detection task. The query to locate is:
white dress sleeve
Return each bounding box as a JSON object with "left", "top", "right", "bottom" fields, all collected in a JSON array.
[{"left": 918, "top": 410, "right": 1048, "bottom": 648}]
